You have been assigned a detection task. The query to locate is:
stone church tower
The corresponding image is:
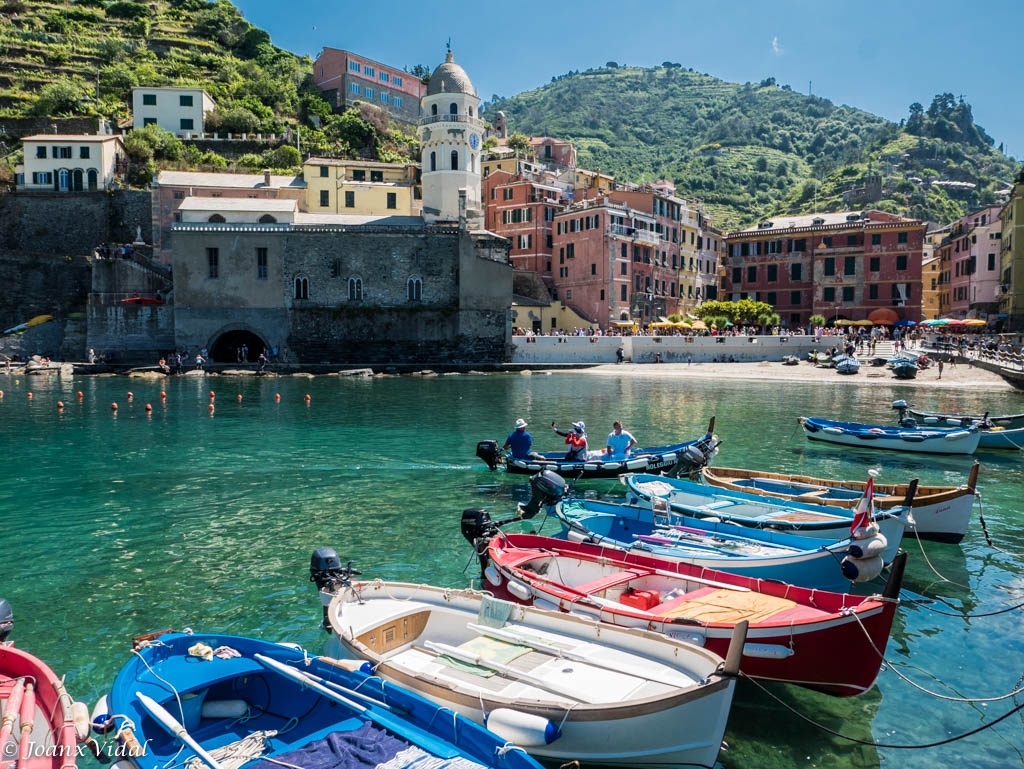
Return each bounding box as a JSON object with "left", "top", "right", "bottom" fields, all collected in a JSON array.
[{"left": 418, "top": 48, "right": 482, "bottom": 227}]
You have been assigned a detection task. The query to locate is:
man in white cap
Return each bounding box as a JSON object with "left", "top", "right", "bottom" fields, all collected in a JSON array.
[{"left": 502, "top": 418, "right": 542, "bottom": 460}]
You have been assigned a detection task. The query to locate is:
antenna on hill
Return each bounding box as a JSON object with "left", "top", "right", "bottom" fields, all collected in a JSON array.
[{"left": 808, "top": 80, "right": 812, "bottom": 96}]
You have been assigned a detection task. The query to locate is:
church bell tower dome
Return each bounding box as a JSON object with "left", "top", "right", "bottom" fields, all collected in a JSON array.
[{"left": 418, "top": 48, "right": 482, "bottom": 227}]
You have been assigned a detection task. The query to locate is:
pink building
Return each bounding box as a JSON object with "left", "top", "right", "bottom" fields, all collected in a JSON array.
[
  {"left": 313, "top": 48, "right": 426, "bottom": 124},
  {"left": 482, "top": 169, "right": 563, "bottom": 279},
  {"left": 947, "top": 206, "right": 1002, "bottom": 319},
  {"left": 551, "top": 191, "right": 682, "bottom": 328}
]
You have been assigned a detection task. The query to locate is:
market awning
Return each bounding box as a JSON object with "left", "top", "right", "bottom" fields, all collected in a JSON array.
[{"left": 867, "top": 308, "right": 900, "bottom": 325}]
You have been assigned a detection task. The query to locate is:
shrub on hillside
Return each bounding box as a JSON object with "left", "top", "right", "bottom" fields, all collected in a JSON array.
[{"left": 105, "top": 1, "right": 150, "bottom": 19}]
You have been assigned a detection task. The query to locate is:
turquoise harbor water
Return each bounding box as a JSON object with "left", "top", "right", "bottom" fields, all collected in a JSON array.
[{"left": 2, "top": 370, "right": 1023, "bottom": 769}]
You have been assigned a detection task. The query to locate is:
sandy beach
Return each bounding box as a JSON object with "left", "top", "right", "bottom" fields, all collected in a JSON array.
[{"left": 576, "top": 358, "right": 1018, "bottom": 392}]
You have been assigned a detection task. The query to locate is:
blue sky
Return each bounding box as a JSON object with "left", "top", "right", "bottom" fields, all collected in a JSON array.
[{"left": 233, "top": 0, "right": 1023, "bottom": 165}]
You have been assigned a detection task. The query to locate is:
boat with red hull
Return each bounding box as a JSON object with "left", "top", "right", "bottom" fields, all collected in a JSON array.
[
  {"left": 483, "top": 533, "right": 905, "bottom": 697},
  {"left": 1, "top": 599, "right": 88, "bottom": 769}
]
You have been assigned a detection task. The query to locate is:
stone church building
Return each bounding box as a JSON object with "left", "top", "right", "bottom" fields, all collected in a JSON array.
[{"left": 171, "top": 50, "right": 511, "bottom": 364}]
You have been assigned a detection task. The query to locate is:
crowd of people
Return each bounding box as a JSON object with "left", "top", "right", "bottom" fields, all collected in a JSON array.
[{"left": 93, "top": 243, "right": 137, "bottom": 260}]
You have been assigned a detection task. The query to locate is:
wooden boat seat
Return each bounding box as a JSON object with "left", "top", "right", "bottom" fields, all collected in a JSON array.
[
  {"left": 768, "top": 510, "right": 847, "bottom": 523},
  {"left": 651, "top": 587, "right": 825, "bottom": 624},
  {"left": 574, "top": 570, "right": 646, "bottom": 595},
  {"left": 496, "top": 549, "right": 550, "bottom": 569}
]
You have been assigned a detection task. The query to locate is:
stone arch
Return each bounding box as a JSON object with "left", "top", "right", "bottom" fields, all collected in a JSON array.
[
  {"left": 208, "top": 213, "right": 226, "bottom": 223},
  {"left": 87, "top": 169, "right": 98, "bottom": 191},
  {"left": 207, "top": 324, "right": 269, "bottom": 363},
  {"left": 258, "top": 214, "right": 277, "bottom": 223}
]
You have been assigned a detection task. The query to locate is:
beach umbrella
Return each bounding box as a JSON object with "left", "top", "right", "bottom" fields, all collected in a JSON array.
[
  {"left": 964, "top": 319, "right": 987, "bottom": 327},
  {"left": 893, "top": 319, "right": 916, "bottom": 327},
  {"left": 852, "top": 319, "right": 874, "bottom": 326},
  {"left": 834, "top": 319, "right": 853, "bottom": 326},
  {"left": 691, "top": 320, "right": 708, "bottom": 330},
  {"left": 674, "top": 321, "right": 691, "bottom": 329},
  {"left": 946, "top": 318, "right": 966, "bottom": 326}
]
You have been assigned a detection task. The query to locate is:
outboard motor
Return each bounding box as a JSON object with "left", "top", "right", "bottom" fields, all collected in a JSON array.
[
  {"left": 672, "top": 444, "right": 712, "bottom": 478},
  {"left": 0, "top": 598, "right": 12, "bottom": 643},
  {"left": 521, "top": 470, "right": 568, "bottom": 519},
  {"left": 891, "top": 399, "right": 910, "bottom": 422},
  {"left": 461, "top": 508, "right": 500, "bottom": 577},
  {"left": 476, "top": 440, "right": 501, "bottom": 471},
  {"left": 309, "top": 548, "right": 361, "bottom": 632}
]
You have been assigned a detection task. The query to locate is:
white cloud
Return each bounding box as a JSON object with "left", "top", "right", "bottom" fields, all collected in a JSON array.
[{"left": 771, "top": 36, "right": 783, "bottom": 56}]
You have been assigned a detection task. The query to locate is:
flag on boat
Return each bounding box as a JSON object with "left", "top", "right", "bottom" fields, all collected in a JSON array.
[{"left": 850, "top": 477, "right": 874, "bottom": 533}]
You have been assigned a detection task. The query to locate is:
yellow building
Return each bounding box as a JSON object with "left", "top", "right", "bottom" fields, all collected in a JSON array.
[
  {"left": 921, "top": 253, "right": 941, "bottom": 319},
  {"left": 572, "top": 168, "right": 615, "bottom": 195},
  {"left": 1000, "top": 176, "right": 1024, "bottom": 330},
  {"left": 676, "top": 205, "right": 700, "bottom": 314},
  {"left": 303, "top": 158, "right": 420, "bottom": 215}
]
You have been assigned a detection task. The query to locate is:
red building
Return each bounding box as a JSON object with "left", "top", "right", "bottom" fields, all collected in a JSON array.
[
  {"left": 482, "top": 169, "right": 563, "bottom": 279},
  {"left": 723, "top": 211, "right": 924, "bottom": 327},
  {"left": 313, "top": 48, "right": 426, "bottom": 124}
]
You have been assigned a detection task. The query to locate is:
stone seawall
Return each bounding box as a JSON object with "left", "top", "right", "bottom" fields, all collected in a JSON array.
[
  {"left": 0, "top": 190, "right": 152, "bottom": 256},
  {"left": 512, "top": 335, "right": 826, "bottom": 364}
]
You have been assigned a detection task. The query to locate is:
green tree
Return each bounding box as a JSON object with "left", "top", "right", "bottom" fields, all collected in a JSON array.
[
  {"left": 809, "top": 314, "right": 826, "bottom": 327},
  {"left": 267, "top": 144, "right": 301, "bottom": 168},
  {"left": 30, "top": 79, "right": 85, "bottom": 116},
  {"left": 507, "top": 132, "right": 531, "bottom": 154}
]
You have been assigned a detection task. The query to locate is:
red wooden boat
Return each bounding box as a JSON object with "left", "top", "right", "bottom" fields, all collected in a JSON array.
[
  {"left": 484, "top": 533, "right": 905, "bottom": 697},
  {"left": 0, "top": 600, "right": 88, "bottom": 769}
]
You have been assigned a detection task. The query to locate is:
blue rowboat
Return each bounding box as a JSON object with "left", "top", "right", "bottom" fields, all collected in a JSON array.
[
  {"left": 622, "top": 473, "right": 909, "bottom": 558},
  {"left": 550, "top": 497, "right": 870, "bottom": 592},
  {"left": 799, "top": 416, "right": 980, "bottom": 455},
  {"left": 97, "top": 631, "right": 544, "bottom": 769}
]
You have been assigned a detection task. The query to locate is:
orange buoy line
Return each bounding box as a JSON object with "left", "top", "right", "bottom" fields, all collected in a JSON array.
[
  {"left": 208, "top": 403, "right": 215, "bottom": 416},
  {"left": 127, "top": 391, "right": 134, "bottom": 401},
  {"left": 26, "top": 392, "right": 33, "bottom": 400},
  {"left": 237, "top": 394, "right": 243, "bottom": 402},
  {"left": 145, "top": 403, "right": 152, "bottom": 412},
  {"left": 57, "top": 401, "right": 64, "bottom": 411},
  {"left": 111, "top": 402, "right": 118, "bottom": 411},
  {"left": 275, "top": 393, "right": 281, "bottom": 402},
  {"left": 76, "top": 391, "right": 83, "bottom": 399}
]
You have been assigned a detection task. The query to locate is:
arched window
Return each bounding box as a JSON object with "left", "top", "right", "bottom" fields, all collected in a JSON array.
[
  {"left": 294, "top": 276, "right": 309, "bottom": 300},
  {"left": 208, "top": 214, "right": 226, "bottom": 223},
  {"left": 258, "top": 214, "right": 277, "bottom": 223},
  {"left": 87, "top": 169, "right": 98, "bottom": 191},
  {"left": 450, "top": 150, "right": 459, "bottom": 171},
  {"left": 407, "top": 277, "right": 422, "bottom": 301},
  {"left": 348, "top": 277, "right": 362, "bottom": 301},
  {"left": 430, "top": 151, "right": 436, "bottom": 172},
  {"left": 431, "top": 104, "right": 438, "bottom": 116},
  {"left": 449, "top": 102, "right": 458, "bottom": 114}
]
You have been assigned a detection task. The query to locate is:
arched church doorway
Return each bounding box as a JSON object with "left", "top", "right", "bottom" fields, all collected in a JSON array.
[{"left": 209, "top": 328, "right": 268, "bottom": 363}]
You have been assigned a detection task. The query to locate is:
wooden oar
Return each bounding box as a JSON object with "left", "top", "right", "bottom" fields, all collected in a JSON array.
[
  {"left": 135, "top": 692, "right": 226, "bottom": 769},
  {"left": 0, "top": 679, "right": 25, "bottom": 754},
  {"left": 17, "top": 682, "right": 34, "bottom": 769},
  {"left": 252, "top": 654, "right": 459, "bottom": 759}
]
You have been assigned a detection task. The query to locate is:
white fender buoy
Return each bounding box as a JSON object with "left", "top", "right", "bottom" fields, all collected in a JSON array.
[
  {"left": 742, "top": 643, "right": 795, "bottom": 660},
  {"left": 90, "top": 695, "right": 113, "bottom": 735},
  {"left": 485, "top": 708, "right": 561, "bottom": 746},
  {"left": 943, "top": 430, "right": 971, "bottom": 441},
  {"left": 626, "top": 458, "right": 648, "bottom": 470},
  {"left": 851, "top": 524, "right": 879, "bottom": 540},
  {"left": 71, "top": 700, "right": 91, "bottom": 742},
  {"left": 506, "top": 579, "right": 532, "bottom": 602},
  {"left": 583, "top": 463, "right": 599, "bottom": 472},
  {"left": 823, "top": 426, "right": 844, "bottom": 435},
  {"left": 841, "top": 554, "right": 885, "bottom": 582},
  {"left": 484, "top": 564, "right": 502, "bottom": 587},
  {"left": 847, "top": 533, "right": 888, "bottom": 559}
]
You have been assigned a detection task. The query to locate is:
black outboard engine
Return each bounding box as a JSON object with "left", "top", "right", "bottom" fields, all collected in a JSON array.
[
  {"left": 520, "top": 470, "right": 568, "bottom": 519},
  {"left": 461, "top": 508, "right": 500, "bottom": 576},
  {"left": 476, "top": 440, "right": 501, "bottom": 471},
  {"left": 891, "top": 399, "right": 910, "bottom": 422},
  {"left": 673, "top": 444, "right": 712, "bottom": 478},
  {"left": 0, "top": 598, "right": 12, "bottom": 643},
  {"left": 309, "top": 548, "right": 361, "bottom": 632}
]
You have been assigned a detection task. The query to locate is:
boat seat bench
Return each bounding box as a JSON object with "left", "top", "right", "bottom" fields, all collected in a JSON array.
[{"left": 572, "top": 570, "right": 648, "bottom": 595}]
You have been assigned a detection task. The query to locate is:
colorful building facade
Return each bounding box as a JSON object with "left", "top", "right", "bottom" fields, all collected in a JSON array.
[
  {"left": 946, "top": 206, "right": 1002, "bottom": 319},
  {"left": 303, "top": 158, "right": 419, "bottom": 216},
  {"left": 313, "top": 48, "right": 426, "bottom": 124},
  {"left": 723, "top": 210, "right": 924, "bottom": 327},
  {"left": 1000, "top": 177, "right": 1024, "bottom": 331}
]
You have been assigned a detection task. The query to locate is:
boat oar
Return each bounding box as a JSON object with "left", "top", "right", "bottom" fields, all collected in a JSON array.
[
  {"left": 17, "top": 682, "right": 35, "bottom": 768},
  {"left": 251, "top": 654, "right": 459, "bottom": 759},
  {"left": 134, "top": 692, "right": 226, "bottom": 769}
]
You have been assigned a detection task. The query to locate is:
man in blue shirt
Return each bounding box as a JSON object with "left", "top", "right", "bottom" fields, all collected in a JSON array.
[
  {"left": 606, "top": 421, "right": 638, "bottom": 460},
  {"left": 503, "top": 418, "right": 541, "bottom": 460}
]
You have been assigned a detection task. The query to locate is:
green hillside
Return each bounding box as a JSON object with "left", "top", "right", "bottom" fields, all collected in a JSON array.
[
  {"left": 0, "top": 0, "right": 419, "bottom": 182},
  {"left": 486, "top": 64, "right": 1018, "bottom": 229}
]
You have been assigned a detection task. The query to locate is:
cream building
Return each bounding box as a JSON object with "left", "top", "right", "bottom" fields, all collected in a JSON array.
[
  {"left": 132, "top": 86, "right": 216, "bottom": 136},
  {"left": 303, "top": 158, "right": 420, "bottom": 215},
  {"left": 16, "top": 134, "right": 125, "bottom": 192}
]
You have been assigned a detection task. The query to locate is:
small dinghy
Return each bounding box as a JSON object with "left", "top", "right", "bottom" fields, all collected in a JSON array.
[
  {"left": 312, "top": 552, "right": 744, "bottom": 769},
  {"left": 97, "top": 629, "right": 545, "bottom": 769},
  {"left": 834, "top": 355, "right": 860, "bottom": 374},
  {"left": 0, "top": 599, "right": 91, "bottom": 769}
]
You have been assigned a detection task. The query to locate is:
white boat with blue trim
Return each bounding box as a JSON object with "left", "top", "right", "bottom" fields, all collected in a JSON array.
[{"left": 799, "top": 416, "right": 981, "bottom": 454}]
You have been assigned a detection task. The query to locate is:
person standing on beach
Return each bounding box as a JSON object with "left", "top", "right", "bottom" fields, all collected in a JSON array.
[
  {"left": 606, "top": 421, "right": 638, "bottom": 460},
  {"left": 938, "top": 360, "right": 944, "bottom": 379}
]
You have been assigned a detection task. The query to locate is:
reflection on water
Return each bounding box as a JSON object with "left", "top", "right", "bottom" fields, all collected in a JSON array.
[{"left": 1, "top": 371, "right": 1022, "bottom": 768}]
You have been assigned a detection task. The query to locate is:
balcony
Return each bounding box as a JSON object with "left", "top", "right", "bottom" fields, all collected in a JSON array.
[{"left": 418, "top": 113, "right": 487, "bottom": 129}]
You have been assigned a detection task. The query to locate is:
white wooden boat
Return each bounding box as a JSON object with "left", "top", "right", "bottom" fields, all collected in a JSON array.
[
  {"left": 319, "top": 578, "right": 743, "bottom": 769},
  {"left": 701, "top": 464, "right": 978, "bottom": 544}
]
